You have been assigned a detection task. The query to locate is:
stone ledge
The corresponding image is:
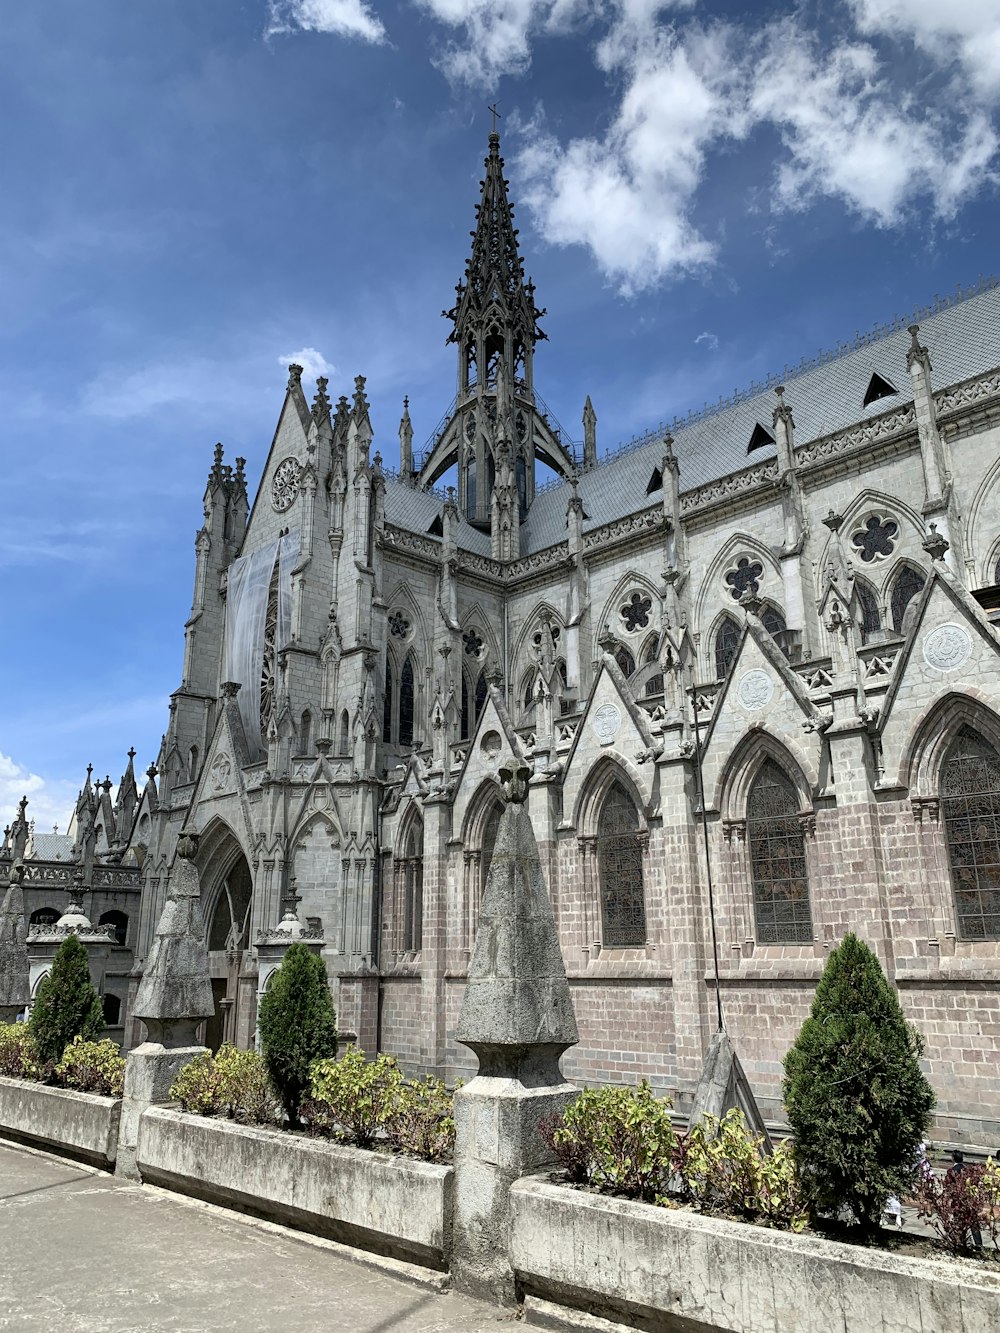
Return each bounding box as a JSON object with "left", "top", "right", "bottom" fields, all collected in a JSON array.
[
  {"left": 510, "top": 1176, "right": 1000, "bottom": 1333},
  {"left": 0, "top": 1075, "right": 121, "bottom": 1169},
  {"left": 136, "top": 1107, "right": 453, "bottom": 1270}
]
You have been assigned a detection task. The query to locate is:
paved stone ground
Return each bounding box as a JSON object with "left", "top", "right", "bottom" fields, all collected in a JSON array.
[{"left": 0, "top": 1143, "right": 510, "bottom": 1333}]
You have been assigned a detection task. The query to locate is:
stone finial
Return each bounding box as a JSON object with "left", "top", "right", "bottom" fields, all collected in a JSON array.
[
  {"left": 739, "top": 586, "right": 763, "bottom": 617},
  {"left": 287, "top": 363, "right": 303, "bottom": 389},
  {"left": 352, "top": 375, "right": 369, "bottom": 416},
  {"left": 922, "top": 523, "right": 950, "bottom": 562},
  {"left": 773, "top": 384, "right": 794, "bottom": 429},
  {"left": 0, "top": 860, "right": 29, "bottom": 1020},
  {"left": 132, "top": 830, "right": 214, "bottom": 1045},
  {"left": 311, "top": 377, "right": 330, "bottom": 421},
  {"left": 907, "top": 323, "right": 932, "bottom": 374},
  {"left": 498, "top": 764, "right": 531, "bottom": 804},
  {"left": 822, "top": 509, "right": 844, "bottom": 533}
]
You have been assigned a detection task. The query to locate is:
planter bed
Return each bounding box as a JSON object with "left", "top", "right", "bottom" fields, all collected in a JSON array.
[
  {"left": 136, "top": 1106, "right": 453, "bottom": 1269},
  {"left": 0, "top": 1074, "right": 121, "bottom": 1169},
  {"left": 510, "top": 1177, "right": 1000, "bottom": 1333}
]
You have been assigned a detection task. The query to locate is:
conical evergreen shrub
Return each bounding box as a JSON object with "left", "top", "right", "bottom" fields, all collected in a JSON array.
[
  {"left": 30, "top": 934, "right": 104, "bottom": 1066},
  {"left": 783, "top": 932, "right": 935, "bottom": 1230},
  {"left": 257, "top": 942, "right": 337, "bottom": 1126}
]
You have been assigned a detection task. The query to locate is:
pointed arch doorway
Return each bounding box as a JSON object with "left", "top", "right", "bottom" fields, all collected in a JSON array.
[{"left": 204, "top": 850, "right": 254, "bottom": 1051}]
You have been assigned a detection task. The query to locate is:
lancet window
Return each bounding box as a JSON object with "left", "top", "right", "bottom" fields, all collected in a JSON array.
[
  {"left": 856, "top": 581, "right": 881, "bottom": 644},
  {"left": 482, "top": 803, "right": 502, "bottom": 884},
  {"left": 398, "top": 819, "right": 424, "bottom": 953},
  {"left": 399, "top": 655, "right": 415, "bottom": 748},
  {"left": 714, "top": 615, "right": 740, "bottom": 681},
  {"left": 941, "top": 729, "right": 1000, "bottom": 940},
  {"left": 747, "top": 762, "right": 813, "bottom": 944},
  {"left": 382, "top": 654, "right": 394, "bottom": 743},
  {"left": 597, "top": 780, "right": 647, "bottom": 947},
  {"left": 614, "top": 645, "right": 635, "bottom": 678},
  {"left": 644, "top": 638, "right": 663, "bottom": 697},
  {"left": 891, "top": 565, "right": 926, "bottom": 633},
  {"left": 260, "top": 564, "right": 279, "bottom": 742}
]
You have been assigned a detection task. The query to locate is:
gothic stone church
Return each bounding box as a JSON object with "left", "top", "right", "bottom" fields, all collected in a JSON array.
[{"left": 111, "top": 132, "right": 1000, "bottom": 1143}]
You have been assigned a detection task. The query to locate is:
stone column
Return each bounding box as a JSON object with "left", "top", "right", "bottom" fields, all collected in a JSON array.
[
  {"left": 116, "top": 831, "right": 214, "bottom": 1180},
  {"left": 452, "top": 765, "right": 579, "bottom": 1305},
  {"left": 0, "top": 862, "right": 29, "bottom": 1022}
]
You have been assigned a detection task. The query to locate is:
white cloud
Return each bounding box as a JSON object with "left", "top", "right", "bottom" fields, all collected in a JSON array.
[
  {"left": 694, "top": 331, "right": 718, "bottom": 351},
  {"left": 516, "top": 20, "right": 746, "bottom": 293},
  {"left": 279, "top": 347, "right": 336, "bottom": 384},
  {"left": 750, "top": 25, "right": 998, "bottom": 225},
  {"left": 849, "top": 0, "right": 1000, "bottom": 102},
  {"left": 0, "top": 753, "right": 77, "bottom": 836},
  {"left": 267, "top": 0, "right": 386, "bottom": 43}
]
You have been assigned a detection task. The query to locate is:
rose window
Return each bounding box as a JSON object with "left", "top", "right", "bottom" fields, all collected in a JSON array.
[
  {"left": 270, "top": 457, "right": 302, "bottom": 513},
  {"left": 388, "top": 611, "right": 410, "bottom": 640},
  {"left": 463, "top": 629, "right": 484, "bottom": 657},
  {"left": 621, "top": 593, "right": 652, "bottom": 632},
  {"left": 851, "top": 515, "right": 898, "bottom": 562},
  {"left": 725, "top": 558, "right": 763, "bottom": 601}
]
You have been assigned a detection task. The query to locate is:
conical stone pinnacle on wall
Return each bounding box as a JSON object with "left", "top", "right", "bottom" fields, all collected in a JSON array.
[
  {"left": 132, "top": 831, "right": 214, "bottom": 1046},
  {"left": 456, "top": 764, "right": 578, "bottom": 1079}
]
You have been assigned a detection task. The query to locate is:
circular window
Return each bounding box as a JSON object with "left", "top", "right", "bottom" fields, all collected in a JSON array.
[{"left": 851, "top": 515, "right": 898, "bottom": 562}]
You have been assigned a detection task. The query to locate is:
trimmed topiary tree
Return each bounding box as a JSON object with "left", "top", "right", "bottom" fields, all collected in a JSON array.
[
  {"left": 257, "top": 942, "right": 337, "bottom": 1127},
  {"left": 30, "top": 934, "right": 104, "bottom": 1067},
  {"left": 783, "top": 932, "right": 935, "bottom": 1231}
]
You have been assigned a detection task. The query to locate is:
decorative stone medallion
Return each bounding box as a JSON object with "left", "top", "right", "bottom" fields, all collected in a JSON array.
[
  {"left": 737, "top": 669, "right": 774, "bottom": 711},
  {"left": 210, "top": 753, "right": 232, "bottom": 793},
  {"left": 923, "top": 623, "right": 972, "bottom": 673},
  {"left": 271, "top": 457, "right": 302, "bottom": 512},
  {"left": 593, "top": 702, "right": 622, "bottom": 743}
]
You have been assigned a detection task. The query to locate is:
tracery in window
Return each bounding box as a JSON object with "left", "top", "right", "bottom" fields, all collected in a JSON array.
[
  {"left": 714, "top": 615, "right": 740, "bottom": 681},
  {"left": 941, "top": 728, "right": 1000, "bottom": 940},
  {"left": 382, "top": 653, "right": 394, "bottom": 743},
  {"left": 399, "top": 654, "right": 415, "bottom": 748},
  {"left": 621, "top": 592, "right": 652, "bottom": 632},
  {"left": 852, "top": 514, "right": 898, "bottom": 563},
  {"left": 725, "top": 557, "right": 763, "bottom": 601},
  {"left": 643, "top": 638, "right": 663, "bottom": 697},
  {"left": 463, "top": 628, "right": 484, "bottom": 657},
  {"left": 614, "top": 644, "right": 635, "bottom": 677},
  {"left": 260, "top": 564, "right": 279, "bottom": 742},
  {"left": 388, "top": 610, "right": 410, "bottom": 639},
  {"left": 856, "top": 580, "right": 881, "bottom": 644},
  {"left": 890, "top": 565, "right": 926, "bottom": 633},
  {"left": 747, "top": 761, "right": 813, "bottom": 944},
  {"left": 597, "top": 780, "right": 647, "bottom": 947}
]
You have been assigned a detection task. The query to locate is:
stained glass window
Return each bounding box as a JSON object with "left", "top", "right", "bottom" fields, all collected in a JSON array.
[
  {"left": 747, "top": 762, "right": 813, "bottom": 944},
  {"left": 714, "top": 616, "right": 740, "bottom": 681},
  {"left": 382, "top": 654, "right": 394, "bottom": 743},
  {"left": 644, "top": 639, "right": 663, "bottom": 697},
  {"left": 856, "top": 581, "right": 881, "bottom": 643},
  {"left": 761, "top": 606, "right": 786, "bottom": 643},
  {"left": 463, "top": 628, "right": 483, "bottom": 657},
  {"left": 388, "top": 610, "right": 410, "bottom": 639},
  {"left": 941, "top": 729, "right": 1000, "bottom": 940},
  {"left": 474, "top": 671, "right": 488, "bottom": 723},
  {"left": 598, "top": 781, "right": 647, "bottom": 947},
  {"left": 399, "top": 655, "right": 415, "bottom": 747},
  {"left": 852, "top": 515, "right": 898, "bottom": 562},
  {"left": 461, "top": 674, "right": 470, "bottom": 739},
  {"left": 622, "top": 592, "right": 652, "bottom": 631},
  {"left": 614, "top": 645, "right": 635, "bottom": 677},
  {"left": 891, "top": 566, "right": 926, "bottom": 633},
  {"left": 725, "top": 557, "right": 763, "bottom": 601}
]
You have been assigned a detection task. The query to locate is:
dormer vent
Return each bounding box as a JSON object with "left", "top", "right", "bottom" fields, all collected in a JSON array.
[
  {"left": 863, "top": 372, "right": 898, "bottom": 409},
  {"left": 747, "top": 423, "right": 775, "bottom": 454},
  {"left": 646, "top": 467, "right": 663, "bottom": 495}
]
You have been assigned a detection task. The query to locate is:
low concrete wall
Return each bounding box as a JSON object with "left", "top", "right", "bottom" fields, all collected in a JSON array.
[
  {"left": 510, "top": 1178, "right": 1000, "bottom": 1333},
  {"left": 137, "top": 1107, "right": 453, "bottom": 1269},
  {"left": 0, "top": 1075, "right": 121, "bottom": 1169}
]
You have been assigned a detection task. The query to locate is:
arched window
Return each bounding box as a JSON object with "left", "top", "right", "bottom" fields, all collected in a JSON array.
[
  {"left": 643, "top": 639, "right": 663, "bottom": 697},
  {"left": 761, "top": 606, "right": 785, "bottom": 639},
  {"left": 339, "top": 709, "right": 350, "bottom": 756},
  {"left": 207, "top": 858, "right": 253, "bottom": 952},
  {"left": 260, "top": 563, "right": 279, "bottom": 742},
  {"left": 523, "top": 672, "right": 537, "bottom": 710},
  {"left": 941, "top": 728, "right": 1000, "bottom": 940},
  {"left": 467, "top": 455, "right": 477, "bottom": 519},
  {"left": 99, "top": 910, "right": 129, "bottom": 946},
  {"left": 993, "top": 555, "right": 1000, "bottom": 588},
  {"left": 461, "top": 673, "right": 471, "bottom": 740},
  {"left": 474, "top": 671, "right": 488, "bottom": 725},
  {"left": 399, "top": 654, "right": 416, "bottom": 748},
  {"left": 891, "top": 565, "right": 926, "bottom": 634},
  {"left": 401, "top": 819, "right": 423, "bottom": 952},
  {"left": 614, "top": 645, "right": 635, "bottom": 677},
  {"left": 747, "top": 761, "right": 813, "bottom": 944},
  {"left": 597, "top": 780, "right": 647, "bottom": 947},
  {"left": 29, "top": 908, "right": 59, "bottom": 928},
  {"left": 102, "top": 994, "right": 122, "bottom": 1025},
  {"left": 299, "top": 710, "right": 312, "bottom": 755},
  {"left": 382, "top": 654, "right": 394, "bottom": 743},
  {"left": 482, "top": 803, "right": 502, "bottom": 885},
  {"left": 714, "top": 615, "right": 740, "bottom": 681},
  {"left": 189, "top": 746, "right": 199, "bottom": 783},
  {"left": 856, "top": 580, "right": 881, "bottom": 644}
]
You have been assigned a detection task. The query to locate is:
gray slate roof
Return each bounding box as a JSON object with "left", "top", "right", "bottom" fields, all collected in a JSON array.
[
  {"left": 389, "top": 283, "right": 1000, "bottom": 559},
  {"left": 383, "top": 475, "right": 492, "bottom": 556},
  {"left": 28, "top": 833, "right": 74, "bottom": 861}
]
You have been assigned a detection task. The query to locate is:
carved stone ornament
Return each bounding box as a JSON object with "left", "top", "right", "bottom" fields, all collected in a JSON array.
[
  {"left": 592, "top": 702, "right": 622, "bottom": 744},
  {"left": 736, "top": 669, "right": 774, "bottom": 711},
  {"left": 210, "top": 753, "right": 232, "bottom": 793},
  {"left": 922, "top": 623, "right": 972, "bottom": 673},
  {"left": 498, "top": 764, "right": 531, "bottom": 804},
  {"left": 271, "top": 457, "right": 302, "bottom": 512}
]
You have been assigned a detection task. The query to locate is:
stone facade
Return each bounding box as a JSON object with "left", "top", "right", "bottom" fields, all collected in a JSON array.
[{"left": 58, "top": 132, "right": 1000, "bottom": 1145}]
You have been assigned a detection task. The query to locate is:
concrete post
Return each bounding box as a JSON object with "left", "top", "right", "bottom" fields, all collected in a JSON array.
[
  {"left": 452, "top": 765, "right": 579, "bottom": 1305},
  {"left": 116, "top": 831, "right": 214, "bottom": 1180},
  {"left": 0, "top": 862, "right": 29, "bottom": 1023}
]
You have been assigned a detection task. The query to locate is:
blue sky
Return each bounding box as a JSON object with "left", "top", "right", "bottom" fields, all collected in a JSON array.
[{"left": 2, "top": 0, "right": 998, "bottom": 832}]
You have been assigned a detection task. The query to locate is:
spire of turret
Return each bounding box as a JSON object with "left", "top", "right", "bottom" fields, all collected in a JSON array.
[
  {"left": 399, "top": 397, "right": 413, "bottom": 481},
  {"left": 444, "top": 131, "right": 546, "bottom": 354},
  {"left": 311, "top": 376, "right": 332, "bottom": 426}
]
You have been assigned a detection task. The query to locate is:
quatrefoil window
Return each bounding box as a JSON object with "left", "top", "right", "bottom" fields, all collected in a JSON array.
[
  {"left": 851, "top": 515, "right": 898, "bottom": 563},
  {"left": 621, "top": 593, "right": 652, "bottom": 632},
  {"left": 463, "top": 629, "right": 484, "bottom": 657},
  {"left": 725, "top": 558, "right": 763, "bottom": 601},
  {"left": 388, "top": 611, "right": 410, "bottom": 640},
  {"left": 531, "top": 625, "right": 561, "bottom": 648}
]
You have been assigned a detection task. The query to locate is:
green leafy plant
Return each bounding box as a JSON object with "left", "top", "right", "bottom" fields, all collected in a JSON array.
[
  {"left": 214, "top": 1044, "right": 278, "bottom": 1125},
  {"left": 783, "top": 933, "right": 935, "bottom": 1232},
  {"left": 170, "top": 1052, "right": 221, "bottom": 1115},
  {"left": 679, "top": 1110, "right": 807, "bottom": 1231},
  {"left": 257, "top": 943, "right": 338, "bottom": 1127},
  {"left": 550, "top": 1082, "right": 676, "bottom": 1201},
  {"left": 0, "top": 1023, "right": 40, "bottom": 1080},
  {"left": 308, "top": 1047, "right": 404, "bottom": 1148},
  {"left": 30, "top": 934, "right": 104, "bottom": 1067},
  {"left": 384, "top": 1075, "right": 456, "bottom": 1162},
  {"left": 55, "top": 1037, "right": 126, "bottom": 1097}
]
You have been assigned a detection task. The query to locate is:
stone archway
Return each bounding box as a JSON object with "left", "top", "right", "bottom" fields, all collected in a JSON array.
[{"left": 203, "top": 851, "right": 253, "bottom": 1051}]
